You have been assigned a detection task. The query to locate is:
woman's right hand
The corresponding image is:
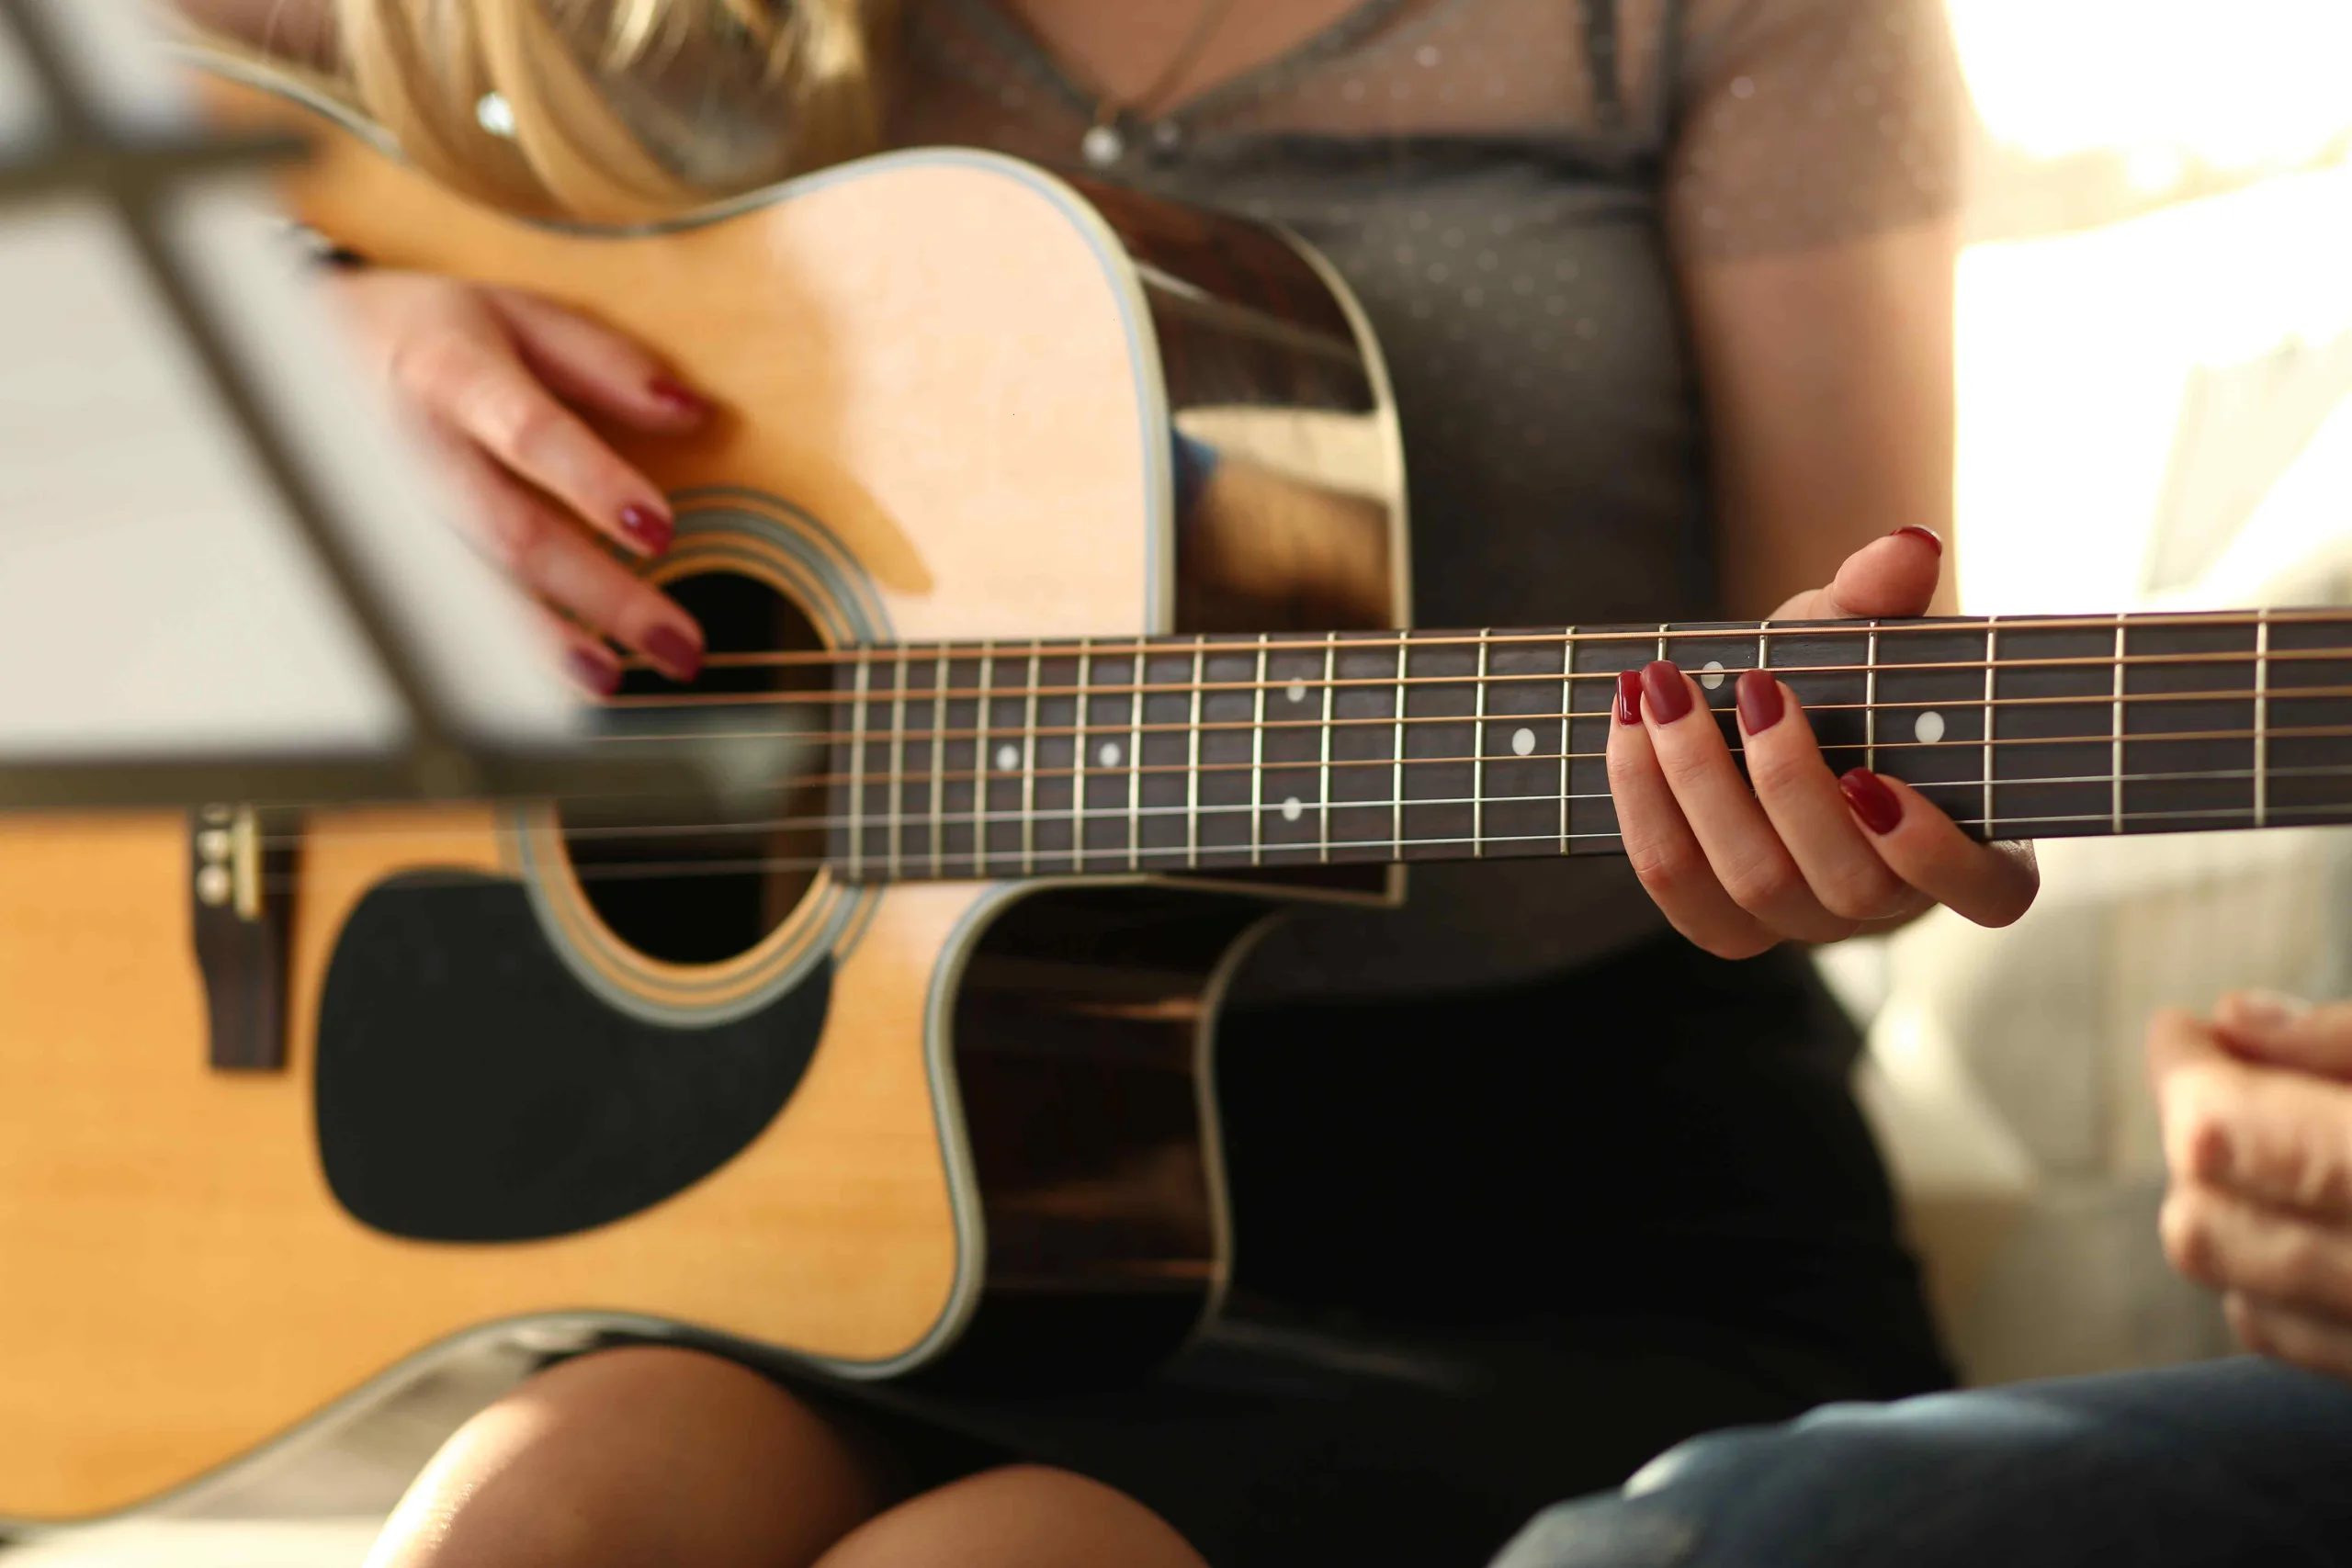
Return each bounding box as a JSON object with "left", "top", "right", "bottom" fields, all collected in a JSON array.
[{"left": 323, "top": 267, "right": 712, "bottom": 694}]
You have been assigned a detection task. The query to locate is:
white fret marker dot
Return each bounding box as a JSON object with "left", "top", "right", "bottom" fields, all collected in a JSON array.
[
  {"left": 996, "top": 744, "right": 1020, "bottom": 771},
  {"left": 1099, "top": 742, "right": 1122, "bottom": 767},
  {"left": 1916, "top": 711, "right": 1946, "bottom": 745},
  {"left": 1701, "top": 660, "right": 1727, "bottom": 690},
  {"left": 1287, "top": 681, "right": 1307, "bottom": 704},
  {"left": 1282, "top": 796, "right": 1303, "bottom": 822},
  {"left": 1511, "top": 727, "right": 1536, "bottom": 756}
]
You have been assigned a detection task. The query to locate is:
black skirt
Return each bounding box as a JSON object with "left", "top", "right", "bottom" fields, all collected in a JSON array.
[{"left": 764, "top": 932, "right": 1952, "bottom": 1568}]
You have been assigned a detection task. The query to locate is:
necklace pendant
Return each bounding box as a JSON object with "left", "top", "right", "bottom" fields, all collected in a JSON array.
[{"left": 1080, "top": 122, "right": 1125, "bottom": 168}]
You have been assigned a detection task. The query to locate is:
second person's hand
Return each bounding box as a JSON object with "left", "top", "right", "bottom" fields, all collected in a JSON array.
[{"left": 2155, "top": 994, "right": 2352, "bottom": 1381}]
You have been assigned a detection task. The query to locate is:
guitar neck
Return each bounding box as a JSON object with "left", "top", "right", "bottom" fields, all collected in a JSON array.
[{"left": 819, "top": 609, "right": 2352, "bottom": 882}]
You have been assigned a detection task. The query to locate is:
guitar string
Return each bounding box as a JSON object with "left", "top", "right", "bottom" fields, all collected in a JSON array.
[
  {"left": 593, "top": 677, "right": 2352, "bottom": 771},
  {"left": 218, "top": 640, "right": 2352, "bottom": 833},
  {"left": 602, "top": 712, "right": 2352, "bottom": 804},
  {"left": 249, "top": 793, "right": 2352, "bottom": 892},
  {"left": 614, "top": 606, "right": 2331, "bottom": 671},
  {"left": 238, "top": 716, "right": 2352, "bottom": 843},
  {"left": 283, "top": 757, "right": 2352, "bottom": 844},
  {"left": 619, "top": 643, "right": 2352, "bottom": 710},
  {"left": 251, "top": 746, "right": 2352, "bottom": 852}
]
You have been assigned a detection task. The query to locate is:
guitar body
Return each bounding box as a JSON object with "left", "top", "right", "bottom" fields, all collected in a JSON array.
[{"left": 0, "top": 62, "right": 1405, "bottom": 1524}]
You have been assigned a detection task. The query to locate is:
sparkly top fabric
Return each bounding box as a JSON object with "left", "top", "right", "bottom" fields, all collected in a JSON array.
[{"left": 870, "top": 0, "right": 1966, "bottom": 997}]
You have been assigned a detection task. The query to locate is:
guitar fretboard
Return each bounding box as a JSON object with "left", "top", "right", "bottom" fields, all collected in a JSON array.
[{"left": 814, "top": 611, "right": 2352, "bottom": 882}]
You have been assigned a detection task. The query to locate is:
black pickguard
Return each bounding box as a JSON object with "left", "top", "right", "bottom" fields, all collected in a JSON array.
[{"left": 315, "top": 873, "right": 829, "bottom": 1244}]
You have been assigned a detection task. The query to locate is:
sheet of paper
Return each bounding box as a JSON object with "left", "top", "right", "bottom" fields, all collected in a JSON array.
[
  {"left": 0, "top": 0, "right": 589, "bottom": 772},
  {"left": 0, "top": 195, "right": 409, "bottom": 759}
]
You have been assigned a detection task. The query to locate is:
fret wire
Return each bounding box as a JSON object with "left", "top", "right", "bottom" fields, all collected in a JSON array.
[
  {"left": 1391, "top": 638, "right": 1408, "bottom": 861},
  {"left": 1250, "top": 633, "right": 1269, "bottom": 867},
  {"left": 1318, "top": 632, "right": 1337, "bottom": 865},
  {"left": 1982, "top": 622, "right": 1997, "bottom": 835},
  {"left": 1018, "top": 642, "right": 1041, "bottom": 876},
  {"left": 2255, "top": 613, "right": 2271, "bottom": 829},
  {"left": 1187, "top": 635, "right": 1206, "bottom": 871},
  {"left": 929, "top": 645, "right": 949, "bottom": 880},
  {"left": 885, "top": 644, "right": 908, "bottom": 880},
  {"left": 2110, "top": 621, "right": 2126, "bottom": 834},
  {"left": 1073, "top": 637, "right": 1093, "bottom": 874},
  {"left": 1472, "top": 628, "right": 1492, "bottom": 858},
  {"left": 972, "top": 641, "right": 993, "bottom": 878},
  {"left": 1127, "top": 638, "right": 1144, "bottom": 874},
  {"left": 845, "top": 648, "right": 871, "bottom": 882},
  {"left": 1557, "top": 628, "right": 1574, "bottom": 855},
  {"left": 1865, "top": 622, "right": 1879, "bottom": 773},
  {"left": 614, "top": 643, "right": 2352, "bottom": 716}
]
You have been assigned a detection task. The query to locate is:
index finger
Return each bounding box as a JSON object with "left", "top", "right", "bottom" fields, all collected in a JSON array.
[
  {"left": 490, "top": 288, "right": 712, "bottom": 432},
  {"left": 2152, "top": 1010, "right": 2352, "bottom": 1219}
]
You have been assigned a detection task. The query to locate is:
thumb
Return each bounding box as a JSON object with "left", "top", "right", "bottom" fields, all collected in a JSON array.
[
  {"left": 2216, "top": 992, "right": 2352, "bottom": 1080},
  {"left": 1771, "top": 526, "right": 1946, "bottom": 621}
]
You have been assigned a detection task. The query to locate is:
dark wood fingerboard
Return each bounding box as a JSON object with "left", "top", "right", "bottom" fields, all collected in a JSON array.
[{"left": 824, "top": 611, "right": 2352, "bottom": 882}]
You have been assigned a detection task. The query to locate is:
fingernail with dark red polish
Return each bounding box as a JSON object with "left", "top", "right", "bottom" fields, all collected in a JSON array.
[
  {"left": 1614, "top": 669, "right": 1643, "bottom": 727},
  {"left": 1640, "top": 660, "right": 1692, "bottom": 725},
  {"left": 1736, "top": 668, "right": 1784, "bottom": 734},
  {"left": 1889, "top": 525, "right": 1944, "bottom": 557},
  {"left": 643, "top": 626, "right": 704, "bottom": 682},
  {"left": 566, "top": 648, "right": 620, "bottom": 698},
  {"left": 620, "top": 503, "right": 673, "bottom": 554},
  {"left": 1840, "top": 768, "right": 1904, "bottom": 835},
  {"left": 649, "top": 377, "right": 709, "bottom": 418}
]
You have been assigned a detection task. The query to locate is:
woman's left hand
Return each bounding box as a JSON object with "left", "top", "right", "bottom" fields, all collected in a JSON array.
[{"left": 1607, "top": 525, "right": 2039, "bottom": 957}]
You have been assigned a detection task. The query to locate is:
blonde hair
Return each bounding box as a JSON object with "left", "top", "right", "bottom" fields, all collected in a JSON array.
[{"left": 329, "top": 0, "right": 895, "bottom": 221}]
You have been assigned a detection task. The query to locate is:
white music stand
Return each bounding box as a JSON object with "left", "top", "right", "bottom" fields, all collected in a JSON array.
[{"left": 0, "top": 0, "right": 765, "bottom": 812}]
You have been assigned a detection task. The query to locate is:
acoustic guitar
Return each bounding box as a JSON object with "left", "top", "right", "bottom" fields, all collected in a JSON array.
[{"left": 5, "top": 55, "right": 2349, "bottom": 1524}]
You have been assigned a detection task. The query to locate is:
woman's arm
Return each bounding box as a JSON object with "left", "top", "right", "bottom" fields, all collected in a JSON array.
[
  {"left": 1666, "top": 0, "right": 1969, "bottom": 619},
  {"left": 1683, "top": 217, "right": 1960, "bottom": 620},
  {"left": 1596, "top": 0, "right": 2032, "bottom": 957}
]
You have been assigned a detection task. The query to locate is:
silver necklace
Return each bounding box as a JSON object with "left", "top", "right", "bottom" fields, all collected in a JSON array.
[{"left": 1061, "top": 0, "right": 1238, "bottom": 168}]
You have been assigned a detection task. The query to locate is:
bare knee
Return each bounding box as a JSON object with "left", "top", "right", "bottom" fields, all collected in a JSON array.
[
  {"left": 368, "top": 1346, "right": 881, "bottom": 1568},
  {"left": 817, "top": 1464, "right": 1205, "bottom": 1568}
]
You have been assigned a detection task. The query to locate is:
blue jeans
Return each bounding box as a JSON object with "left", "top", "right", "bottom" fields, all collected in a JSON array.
[{"left": 1491, "top": 1358, "right": 2352, "bottom": 1568}]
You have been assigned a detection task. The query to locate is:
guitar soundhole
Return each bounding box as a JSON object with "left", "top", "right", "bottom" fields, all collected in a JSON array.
[{"left": 560, "top": 571, "right": 831, "bottom": 965}]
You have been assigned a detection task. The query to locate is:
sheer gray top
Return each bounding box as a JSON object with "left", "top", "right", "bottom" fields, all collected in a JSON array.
[{"left": 869, "top": 0, "right": 1965, "bottom": 998}]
